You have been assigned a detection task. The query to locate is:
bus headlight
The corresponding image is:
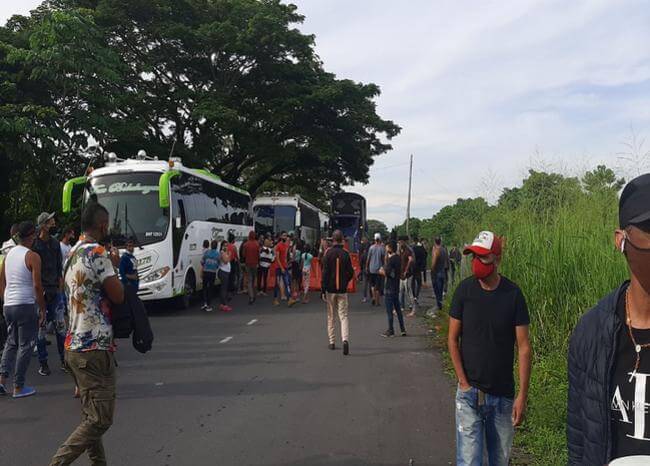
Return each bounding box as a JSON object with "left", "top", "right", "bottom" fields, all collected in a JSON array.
[{"left": 142, "top": 266, "right": 170, "bottom": 284}]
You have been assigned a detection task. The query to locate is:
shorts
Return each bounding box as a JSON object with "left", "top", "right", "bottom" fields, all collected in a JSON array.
[{"left": 369, "top": 273, "right": 383, "bottom": 290}]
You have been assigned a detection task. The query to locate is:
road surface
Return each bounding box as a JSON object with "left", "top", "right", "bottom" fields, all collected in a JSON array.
[{"left": 0, "top": 289, "right": 455, "bottom": 466}]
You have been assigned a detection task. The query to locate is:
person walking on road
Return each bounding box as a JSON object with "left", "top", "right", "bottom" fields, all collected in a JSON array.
[
  {"left": 321, "top": 230, "right": 355, "bottom": 355},
  {"left": 380, "top": 240, "right": 406, "bottom": 338},
  {"left": 411, "top": 237, "right": 427, "bottom": 308},
  {"left": 431, "top": 237, "right": 448, "bottom": 310},
  {"left": 366, "top": 233, "right": 385, "bottom": 307},
  {"left": 301, "top": 245, "right": 314, "bottom": 304},
  {"left": 118, "top": 238, "right": 139, "bottom": 291},
  {"left": 398, "top": 237, "right": 415, "bottom": 316},
  {"left": 568, "top": 174, "right": 650, "bottom": 464},
  {"left": 34, "top": 211, "right": 66, "bottom": 376},
  {"left": 49, "top": 202, "right": 125, "bottom": 466},
  {"left": 0, "top": 221, "right": 46, "bottom": 398},
  {"left": 258, "top": 237, "right": 274, "bottom": 295},
  {"left": 359, "top": 235, "right": 370, "bottom": 303},
  {"left": 273, "top": 231, "right": 296, "bottom": 307},
  {"left": 448, "top": 230, "right": 531, "bottom": 466},
  {"left": 218, "top": 245, "right": 232, "bottom": 313},
  {"left": 200, "top": 240, "right": 220, "bottom": 312},
  {"left": 448, "top": 246, "right": 462, "bottom": 286},
  {"left": 242, "top": 231, "right": 260, "bottom": 305}
]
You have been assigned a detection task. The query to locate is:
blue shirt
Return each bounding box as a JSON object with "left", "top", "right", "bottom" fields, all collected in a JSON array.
[
  {"left": 119, "top": 252, "right": 139, "bottom": 289},
  {"left": 202, "top": 249, "right": 220, "bottom": 273}
]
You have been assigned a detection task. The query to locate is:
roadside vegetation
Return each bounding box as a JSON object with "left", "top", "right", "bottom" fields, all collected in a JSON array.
[{"left": 410, "top": 165, "right": 629, "bottom": 464}]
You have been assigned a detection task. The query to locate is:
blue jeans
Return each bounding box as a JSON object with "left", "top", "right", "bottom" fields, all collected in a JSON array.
[
  {"left": 0, "top": 304, "right": 38, "bottom": 388},
  {"left": 36, "top": 292, "right": 66, "bottom": 364},
  {"left": 455, "top": 386, "right": 514, "bottom": 466},
  {"left": 433, "top": 271, "right": 446, "bottom": 310},
  {"left": 273, "top": 268, "right": 291, "bottom": 299},
  {"left": 384, "top": 293, "right": 405, "bottom": 334}
]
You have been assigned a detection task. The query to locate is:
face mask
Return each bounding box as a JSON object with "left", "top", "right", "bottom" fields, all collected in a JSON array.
[
  {"left": 624, "top": 237, "right": 650, "bottom": 294},
  {"left": 472, "top": 257, "right": 495, "bottom": 279},
  {"left": 48, "top": 227, "right": 58, "bottom": 236}
]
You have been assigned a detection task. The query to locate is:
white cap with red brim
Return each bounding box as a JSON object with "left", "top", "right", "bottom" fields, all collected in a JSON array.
[{"left": 463, "top": 231, "right": 502, "bottom": 256}]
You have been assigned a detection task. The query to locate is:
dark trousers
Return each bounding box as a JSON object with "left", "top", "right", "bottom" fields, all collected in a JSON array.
[
  {"left": 411, "top": 271, "right": 422, "bottom": 300},
  {"left": 218, "top": 270, "right": 230, "bottom": 305},
  {"left": 0, "top": 304, "right": 38, "bottom": 389},
  {"left": 433, "top": 271, "right": 446, "bottom": 310},
  {"left": 258, "top": 267, "right": 269, "bottom": 292},
  {"left": 50, "top": 350, "right": 116, "bottom": 466},
  {"left": 384, "top": 293, "right": 405, "bottom": 334},
  {"left": 202, "top": 272, "right": 216, "bottom": 306},
  {"left": 37, "top": 292, "right": 66, "bottom": 364}
]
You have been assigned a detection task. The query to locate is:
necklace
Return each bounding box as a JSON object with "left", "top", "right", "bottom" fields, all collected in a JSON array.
[{"left": 625, "top": 288, "right": 650, "bottom": 381}]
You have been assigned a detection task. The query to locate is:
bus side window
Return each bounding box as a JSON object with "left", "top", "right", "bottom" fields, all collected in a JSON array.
[{"left": 177, "top": 199, "right": 187, "bottom": 228}]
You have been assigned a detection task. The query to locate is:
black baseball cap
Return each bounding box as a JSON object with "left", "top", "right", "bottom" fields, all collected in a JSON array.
[{"left": 619, "top": 174, "right": 650, "bottom": 228}]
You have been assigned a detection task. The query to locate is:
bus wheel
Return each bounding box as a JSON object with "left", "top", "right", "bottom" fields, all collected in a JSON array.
[{"left": 176, "top": 271, "right": 195, "bottom": 310}]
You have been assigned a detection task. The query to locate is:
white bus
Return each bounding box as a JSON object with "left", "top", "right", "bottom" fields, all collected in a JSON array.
[
  {"left": 62, "top": 152, "right": 253, "bottom": 308},
  {"left": 252, "top": 194, "right": 328, "bottom": 248}
]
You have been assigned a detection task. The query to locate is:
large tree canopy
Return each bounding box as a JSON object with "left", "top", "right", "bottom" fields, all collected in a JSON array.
[{"left": 0, "top": 0, "right": 400, "bottom": 232}]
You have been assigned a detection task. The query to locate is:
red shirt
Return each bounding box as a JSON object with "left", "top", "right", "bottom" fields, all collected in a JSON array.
[
  {"left": 275, "top": 241, "right": 289, "bottom": 270},
  {"left": 242, "top": 240, "right": 260, "bottom": 268},
  {"left": 226, "top": 243, "right": 238, "bottom": 262}
]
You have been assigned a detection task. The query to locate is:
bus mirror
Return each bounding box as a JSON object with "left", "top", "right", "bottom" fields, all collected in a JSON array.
[
  {"left": 159, "top": 170, "right": 181, "bottom": 208},
  {"left": 175, "top": 217, "right": 182, "bottom": 229},
  {"left": 62, "top": 176, "right": 88, "bottom": 213}
]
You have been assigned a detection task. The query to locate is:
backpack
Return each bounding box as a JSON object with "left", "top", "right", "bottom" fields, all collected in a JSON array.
[{"left": 113, "top": 285, "right": 154, "bottom": 353}]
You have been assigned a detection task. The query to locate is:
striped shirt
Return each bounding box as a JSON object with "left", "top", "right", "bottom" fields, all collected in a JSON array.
[{"left": 259, "top": 247, "right": 274, "bottom": 269}]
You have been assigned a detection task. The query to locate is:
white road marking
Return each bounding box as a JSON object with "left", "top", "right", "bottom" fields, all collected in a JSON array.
[
  {"left": 155, "top": 382, "right": 164, "bottom": 386},
  {"left": 219, "top": 336, "right": 233, "bottom": 344},
  {"left": 247, "top": 319, "right": 258, "bottom": 326}
]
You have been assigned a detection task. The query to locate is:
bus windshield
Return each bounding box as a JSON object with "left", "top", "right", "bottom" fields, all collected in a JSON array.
[
  {"left": 85, "top": 172, "right": 169, "bottom": 246},
  {"left": 254, "top": 205, "right": 296, "bottom": 236}
]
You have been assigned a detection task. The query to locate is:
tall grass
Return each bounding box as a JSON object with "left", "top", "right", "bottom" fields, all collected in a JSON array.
[{"left": 451, "top": 190, "right": 628, "bottom": 464}]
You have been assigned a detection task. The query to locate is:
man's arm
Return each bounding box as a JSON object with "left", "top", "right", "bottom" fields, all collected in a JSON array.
[
  {"left": 431, "top": 248, "right": 439, "bottom": 270},
  {"left": 512, "top": 325, "right": 531, "bottom": 426},
  {"left": 103, "top": 276, "right": 125, "bottom": 305},
  {"left": 0, "top": 259, "right": 5, "bottom": 299},
  {"left": 27, "top": 252, "right": 46, "bottom": 326},
  {"left": 448, "top": 317, "right": 470, "bottom": 390},
  {"left": 56, "top": 241, "right": 64, "bottom": 291},
  {"left": 321, "top": 251, "right": 330, "bottom": 292}
]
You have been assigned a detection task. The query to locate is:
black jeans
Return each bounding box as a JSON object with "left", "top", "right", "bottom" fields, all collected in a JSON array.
[
  {"left": 411, "top": 271, "right": 422, "bottom": 300},
  {"left": 258, "top": 267, "right": 269, "bottom": 292},
  {"left": 218, "top": 270, "right": 230, "bottom": 305},
  {"left": 202, "top": 272, "right": 216, "bottom": 306}
]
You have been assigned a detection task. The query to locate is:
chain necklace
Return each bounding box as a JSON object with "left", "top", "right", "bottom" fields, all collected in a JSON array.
[{"left": 625, "top": 288, "right": 650, "bottom": 382}]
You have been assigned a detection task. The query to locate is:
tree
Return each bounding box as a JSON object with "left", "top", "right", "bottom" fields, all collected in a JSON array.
[
  {"left": 582, "top": 165, "right": 625, "bottom": 195},
  {"left": 367, "top": 219, "right": 389, "bottom": 240},
  {"left": 0, "top": 0, "right": 400, "bottom": 234}
]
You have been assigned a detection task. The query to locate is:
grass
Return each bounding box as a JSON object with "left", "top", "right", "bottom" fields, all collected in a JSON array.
[{"left": 430, "top": 190, "right": 628, "bottom": 465}]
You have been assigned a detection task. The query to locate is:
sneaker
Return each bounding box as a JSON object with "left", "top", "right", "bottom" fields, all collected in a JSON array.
[
  {"left": 205, "top": 306, "right": 213, "bottom": 313},
  {"left": 343, "top": 341, "right": 349, "bottom": 356},
  {"left": 248, "top": 298, "right": 254, "bottom": 305},
  {"left": 401, "top": 331, "right": 407, "bottom": 337},
  {"left": 60, "top": 362, "right": 68, "bottom": 373},
  {"left": 0, "top": 383, "right": 7, "bottom": 396},
  {"left": 13, "top": 386, "right": 36, "bottom": 399},
  {"left": 287, "top": 298, "right": 297, "bottom": 307},
  {"left": 381, "top": 330, "right": 394, "bottom": 338},
  {"left": 328, "top": 343, "right": 335, "bottom": 350},
  {"left": 38, "top": 363, "right": 51, "bottom": 376},
  {"left": 273, "top": 299, "right": 280, "bottom": 306},
  {"left": 362, "top": 298, "right": 368, "bottom": 303},
  {"left": 220, "top": 305, "right": 233, "bottom": 312}
]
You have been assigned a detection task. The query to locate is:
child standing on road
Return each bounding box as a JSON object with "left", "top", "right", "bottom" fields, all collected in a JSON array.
[{"left": 301, "top": 245, "right": 314, "bottom": 304}]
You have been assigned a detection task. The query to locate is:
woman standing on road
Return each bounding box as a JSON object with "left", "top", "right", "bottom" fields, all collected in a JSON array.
[
  {"left": 0, "top": 221, "right": 46, "bottom": 398},
  {"left": 218, "top": 247, "right": 232, "bottom": 313},
  {"left": 301, "top": 245, "right": 314, "bottom": 304}
]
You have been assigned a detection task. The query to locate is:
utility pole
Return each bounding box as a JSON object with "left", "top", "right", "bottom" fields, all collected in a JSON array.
[{"left": 406, "top": 154, "right": 413, "bottom": 238}]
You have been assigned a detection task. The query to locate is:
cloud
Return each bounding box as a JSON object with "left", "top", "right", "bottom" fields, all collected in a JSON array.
[{"left": 291, "top": 0, "right": 650, "bottom": 227}]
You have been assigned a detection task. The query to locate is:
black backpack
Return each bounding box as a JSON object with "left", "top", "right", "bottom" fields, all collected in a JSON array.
[{"left": 113, "top": 285, "right": 154, "bottom": 353}]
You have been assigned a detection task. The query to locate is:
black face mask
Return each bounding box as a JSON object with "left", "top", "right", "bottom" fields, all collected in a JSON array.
[
  {"left": 624, "top": 236, "right": 650, "bottom": 295},
  {"left": 48, "top": 227, "right": 58, "bottom": 236}
]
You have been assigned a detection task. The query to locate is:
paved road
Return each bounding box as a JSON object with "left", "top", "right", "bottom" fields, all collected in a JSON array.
[{"left": 0, "top": 289, "right": 455, "bottom": 466}]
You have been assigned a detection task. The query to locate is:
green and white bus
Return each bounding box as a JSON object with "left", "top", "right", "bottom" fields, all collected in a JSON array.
[{"left": 62, "top": 152, "right": 253, "bottom": 307}]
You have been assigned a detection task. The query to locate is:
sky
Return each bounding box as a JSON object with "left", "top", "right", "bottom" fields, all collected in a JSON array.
[{"left": 4, "top": 1, "right": 650, "bottom": 227}]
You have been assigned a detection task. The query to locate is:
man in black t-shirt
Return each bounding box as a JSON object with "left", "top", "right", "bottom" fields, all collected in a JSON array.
[
  {"left": 379, "top": 240, "right": 406, "bottom": 338},
  {"left": 448, "top": 230, "right": 531, "bottom": 466},
  {"left": 568, "top": 174, "right": 650, "bottom": 464}
]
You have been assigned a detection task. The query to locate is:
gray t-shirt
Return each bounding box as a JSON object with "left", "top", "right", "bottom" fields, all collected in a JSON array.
[{"left": 367, "top": 243, "right": 386, "bottom": 274}]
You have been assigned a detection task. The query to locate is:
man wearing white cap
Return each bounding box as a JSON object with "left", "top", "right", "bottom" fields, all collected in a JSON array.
[{"left": 448, "top": 231, "right": 531, "bottom": 466}]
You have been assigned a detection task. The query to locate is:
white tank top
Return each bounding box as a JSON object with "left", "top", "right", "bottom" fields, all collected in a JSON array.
[{"left": 3, "top": 245, "right": 35, "bottom": 305}]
